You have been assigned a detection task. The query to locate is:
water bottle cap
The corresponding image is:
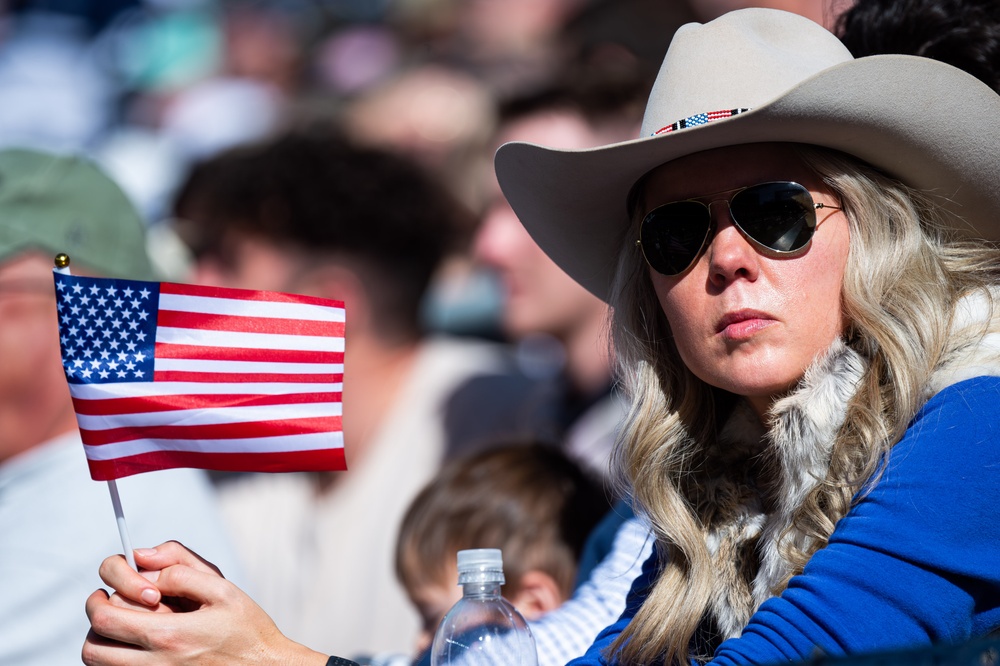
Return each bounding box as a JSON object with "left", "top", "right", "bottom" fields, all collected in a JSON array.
[{"left": 456, "top": 548, "right": 505, "bottom": 584}]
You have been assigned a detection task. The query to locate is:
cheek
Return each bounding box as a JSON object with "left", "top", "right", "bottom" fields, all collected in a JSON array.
[{"left": 653, "top": 274, "right": 705, "bottom": 360}]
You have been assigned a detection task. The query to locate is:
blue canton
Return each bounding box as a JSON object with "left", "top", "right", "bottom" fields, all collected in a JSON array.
[
  {"left": 687, "top": 113, "right": 709, "bottom": 126},
  {"left": 54, "top": 274, "right": 159, "bottom": 384}
]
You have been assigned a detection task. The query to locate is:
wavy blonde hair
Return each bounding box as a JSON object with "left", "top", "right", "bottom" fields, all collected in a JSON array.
[{"left": 607, "top": 144, "right": 1000, "bottom": 665}]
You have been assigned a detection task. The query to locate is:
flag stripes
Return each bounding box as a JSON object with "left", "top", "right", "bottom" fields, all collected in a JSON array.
[{"left": 55, "top": 272, "right": 346, "bottom": 480}]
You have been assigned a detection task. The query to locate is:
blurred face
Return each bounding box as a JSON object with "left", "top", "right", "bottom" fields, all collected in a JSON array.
[
  {"left": 641, "top": 144, "right": 850, "bottom": 416},
  {"left": 686, "top": 0, "right": 853, "bottom": 31},
  {"left": 0, "top": 253, "right": 73, "bottom": 460},
  {"left": 407, "top": 567, "right": 462, "bottom": 657},
  {"left": 191, "top": 231, "right": 303, "bottom": 292},
  {"left": 474, "top": 111, "right": 607, "bottom": 342}
]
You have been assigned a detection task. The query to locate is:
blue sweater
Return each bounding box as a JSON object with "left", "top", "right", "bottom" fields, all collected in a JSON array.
[{"left": 570, "top": 376, "right": 1000, "bottom": 665}]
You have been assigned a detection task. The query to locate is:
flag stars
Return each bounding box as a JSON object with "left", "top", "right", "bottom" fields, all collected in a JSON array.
[{"left": 57, "top": 276, "right": 157, "bottom": 386}]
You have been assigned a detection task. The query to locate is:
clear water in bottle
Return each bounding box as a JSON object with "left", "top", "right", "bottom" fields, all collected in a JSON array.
[{"left": 430, "top": 549, "right": 538, "bottom": 666}]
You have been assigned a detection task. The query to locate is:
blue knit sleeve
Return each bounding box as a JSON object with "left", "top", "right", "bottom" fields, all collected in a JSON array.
[{"left": 711, "top": 375, "right": 1000, "bottom": 664}]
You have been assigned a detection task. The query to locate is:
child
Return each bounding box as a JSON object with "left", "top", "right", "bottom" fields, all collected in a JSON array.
[{"left": 395, "top": 442, "right": 612, "bottom": 658}]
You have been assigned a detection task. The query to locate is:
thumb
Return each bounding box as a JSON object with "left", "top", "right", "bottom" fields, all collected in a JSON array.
[{"left": 152, "top": 563, "right": 234, "bottom": 608}]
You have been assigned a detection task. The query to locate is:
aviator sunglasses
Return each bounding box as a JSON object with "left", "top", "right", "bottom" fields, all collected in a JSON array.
[{"left": 636, "top": 181, "right": 842, "bottom": 276}]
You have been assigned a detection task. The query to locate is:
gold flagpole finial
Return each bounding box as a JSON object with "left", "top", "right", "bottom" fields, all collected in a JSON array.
[{"left": 54, "top": 253, "right": 71, "bottom": 269}]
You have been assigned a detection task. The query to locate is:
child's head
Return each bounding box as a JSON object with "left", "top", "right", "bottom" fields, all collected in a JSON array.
[{"left": 396, "top": 443, "right": 611, "bottom": 652}]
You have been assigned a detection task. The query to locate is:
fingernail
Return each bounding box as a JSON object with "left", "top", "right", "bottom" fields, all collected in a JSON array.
[
  {"left": 135, "top": 548, "right": 157, "bottom": 556},
  {"left": 140, "top": 588, "right": 160, "bottom": 605}
]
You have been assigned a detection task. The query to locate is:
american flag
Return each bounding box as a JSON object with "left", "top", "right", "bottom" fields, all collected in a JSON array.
[{"left": 53, "top": 272, "right": 346, "bottom": 480}]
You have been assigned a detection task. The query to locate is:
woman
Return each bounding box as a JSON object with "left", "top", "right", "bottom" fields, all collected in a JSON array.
[{"left": 82, "top": 8, "right": 1000, "bottom": 666}]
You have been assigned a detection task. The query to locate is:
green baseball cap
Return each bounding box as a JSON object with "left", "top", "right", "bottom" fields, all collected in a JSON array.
[{"left": 0, "top": 148, "right": 156, "bottom": 280}]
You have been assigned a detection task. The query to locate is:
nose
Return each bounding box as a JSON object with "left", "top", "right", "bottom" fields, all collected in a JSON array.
[
  {"left": 704, "top": 201, "right": 760, "bottom": 287},
  {"left": 472, "top": 201, "right": 534, "bottom": 272}
]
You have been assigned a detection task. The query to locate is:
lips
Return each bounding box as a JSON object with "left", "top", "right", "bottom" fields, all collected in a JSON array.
[{"left": 716, "top": 309, "right": 777, "bottom": 339}]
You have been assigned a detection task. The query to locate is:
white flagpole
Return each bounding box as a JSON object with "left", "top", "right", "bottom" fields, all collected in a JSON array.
[{"left": 54, "top": 253, "right": 137, "bottom": 571}]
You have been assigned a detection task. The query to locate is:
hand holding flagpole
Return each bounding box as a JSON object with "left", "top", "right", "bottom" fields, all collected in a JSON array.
[{"left": 54, "top": 253, "right": 137, "bottom": 571}]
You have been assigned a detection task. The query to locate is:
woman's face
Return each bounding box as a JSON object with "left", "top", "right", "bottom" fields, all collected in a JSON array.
[{"left": 641, "top": 143, "right": 850, "bottom": 417}]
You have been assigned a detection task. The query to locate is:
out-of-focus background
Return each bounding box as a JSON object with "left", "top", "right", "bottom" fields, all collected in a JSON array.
[{"left": 0, "top": 0, "right": 850, "bottom": 332}]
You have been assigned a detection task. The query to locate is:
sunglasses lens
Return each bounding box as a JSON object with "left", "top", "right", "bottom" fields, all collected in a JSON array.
[
  {"left": 729, "top": 182, "right": 816, "bottom": 252},
  {"left": 639, "top": 201, "right": 711, "bottom": 275}
]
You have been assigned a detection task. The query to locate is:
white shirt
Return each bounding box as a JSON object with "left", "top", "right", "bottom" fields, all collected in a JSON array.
[{"left": 0, "top": 431, "right": 243, "bottom": 666}]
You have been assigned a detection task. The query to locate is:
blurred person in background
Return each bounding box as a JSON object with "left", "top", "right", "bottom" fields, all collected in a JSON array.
[
  {"left": 468, "top": 80, "right": 659, "bottom": 666},
  {"left": 169, "top": 128, "right": 542, "bottom": 659},
  {"left": 684, "top": 0, "right": 853, "bottom": 29},
  {"left": 0, "top": 147, "right": 241, "bottom": 666},
  {"left": 836, "top": 0, "right": 1000, "bottom": 93},
  {"left": 396, "top": 442, "right": 611, "bottom": 662},
  {"left": 473, "top": 83, "right": 643, "bottom": 482}
]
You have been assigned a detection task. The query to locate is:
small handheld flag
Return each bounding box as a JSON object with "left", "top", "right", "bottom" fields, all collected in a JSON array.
[{"left": 53, "top": 265, "right": 346, "bottom": 481}]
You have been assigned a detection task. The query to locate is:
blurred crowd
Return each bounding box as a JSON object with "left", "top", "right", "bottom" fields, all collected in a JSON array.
[{"left": 0, "top": 0, "right": 847, "bottom": 271}]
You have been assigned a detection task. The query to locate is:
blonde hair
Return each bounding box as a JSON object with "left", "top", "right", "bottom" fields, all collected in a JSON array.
[{"left": 608, "top": 144, "right": 1000, "bottom": 664}]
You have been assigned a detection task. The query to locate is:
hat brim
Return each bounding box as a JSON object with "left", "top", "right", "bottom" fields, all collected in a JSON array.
[{"left": 495, "top": 55, "right": 1000, "bottom": 302}]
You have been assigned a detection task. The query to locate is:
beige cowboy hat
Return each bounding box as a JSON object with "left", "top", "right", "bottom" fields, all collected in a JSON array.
[{"left": 494, "top": 8, "right": 1000, "bottom": 302}]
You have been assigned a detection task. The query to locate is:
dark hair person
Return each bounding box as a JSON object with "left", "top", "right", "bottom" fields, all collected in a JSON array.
[{"left": 82, "top": 9, "right": 1000, "bottom": 666}]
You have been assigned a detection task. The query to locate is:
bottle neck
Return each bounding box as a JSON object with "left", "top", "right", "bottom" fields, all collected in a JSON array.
[{"left": 461, "top": 580, "right": 503, "bottom": 598}]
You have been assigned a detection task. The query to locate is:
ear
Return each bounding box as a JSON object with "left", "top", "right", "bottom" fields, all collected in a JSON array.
[{"left": 508, "top": 570, "right": 565, "bottom": 621}]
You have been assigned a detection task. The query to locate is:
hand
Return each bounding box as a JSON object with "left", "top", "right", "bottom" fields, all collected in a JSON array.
[{"left": 82, "top": 541, "right": 328, "bottom": 666}]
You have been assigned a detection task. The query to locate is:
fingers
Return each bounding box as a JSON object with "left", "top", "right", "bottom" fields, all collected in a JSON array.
[
  {"left": 98, "top": 555, "right": 161, "bottom": 607},
  {"left": 133, "top": 540, "right": 225, "bottom": 577},
  {"left": 99, "top": 541, "right": 225, "bottom": 609},
  {"left": 153, "top": 562, "right": 238, "bottom": 607},
  {"left": 86, "top": 589, "right": 153, "bottom": 649},
  {"left": 82, "top": 628, "right": 150, "bottom": 666}
]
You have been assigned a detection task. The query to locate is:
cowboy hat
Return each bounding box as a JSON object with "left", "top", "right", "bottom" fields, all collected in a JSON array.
[{"left": 494, "top": 8, "right": 1000, "bottom": 302}]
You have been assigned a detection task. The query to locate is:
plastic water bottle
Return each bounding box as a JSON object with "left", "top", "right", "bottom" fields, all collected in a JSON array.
[{"left": 430, "top": 549, "right": 538, "bottom": 666}]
